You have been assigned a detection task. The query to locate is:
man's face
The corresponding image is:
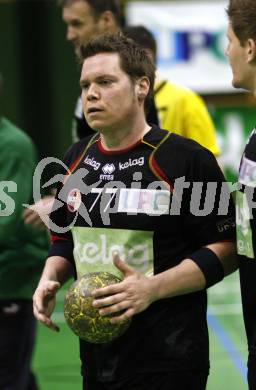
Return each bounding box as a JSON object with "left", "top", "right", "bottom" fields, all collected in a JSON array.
[
  {"left": 226, "top": 23, "right": 252, "bottom": 90},
  {"left": 62, "top": 1, "right": 102, "bottom": 56},
  {"left": 80, "top": 53, "right": 141, "bottom": 133}
]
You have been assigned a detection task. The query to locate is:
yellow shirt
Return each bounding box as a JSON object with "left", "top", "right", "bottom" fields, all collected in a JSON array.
[{"left": 155, "top": 80, "right": 220, "bottom": 156}]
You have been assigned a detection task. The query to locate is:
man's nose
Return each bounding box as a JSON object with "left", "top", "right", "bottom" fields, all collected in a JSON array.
[
  {"left": 87, "top": 84, "right": 100, "bottom": 100},
  {"left": 67, "top": 26, "right": 77, "bottom": 42}
]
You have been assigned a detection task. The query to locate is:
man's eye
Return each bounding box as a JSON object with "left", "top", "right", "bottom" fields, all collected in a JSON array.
[
  {"left": 71, "top": 21, "right": 83, "bottom": 28},
  {"left": 100, "top": 80, "right": 112, "bottom": 85}
]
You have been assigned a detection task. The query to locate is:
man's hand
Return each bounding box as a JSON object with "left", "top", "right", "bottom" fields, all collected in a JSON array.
[
  {"left": 33, "top": 281, "right": 60, "bottom": 332},
  {"left": 92, "top": 254, "right": 155, "bottom": 323},
  {"left": 23, "top": 195, "right": 55, "bottom": 230}
]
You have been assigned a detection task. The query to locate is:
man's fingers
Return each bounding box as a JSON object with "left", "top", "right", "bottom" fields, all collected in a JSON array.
[
  {"left": 23, "top": 197, "right": 54, "bottom": 227},
  {"left": 98, "top": 300, "right": 130, "bottom": 316},
  {"left": 23, "top": 210, "right": 46, "bottom": 230},
  {"left": 33, "top": 298, "right": 44, "bottom": 315},
  {"left": 33, "top": 282, "right": 60, "bottom": 333},
  {"left": 91, "top": 283, "right": 122, "bottom": 298},
  {"left": 35, "top": 311, "right": 59, "bottom": 332},
  {"left": 33, "top": 281, "right": 60, "bottom": 315},
  {"left": 113, "top": 254, "right": 135, "bottom": 277},
  {"left": 28, "top": 214, "right": 44, "bottom": 227},
  {"left": 35, "top": 282, "right": 60, "bottom": 303},
  {"left": 23, "top": 210, "right": 37, "bottom": 223},
  {"left": 45, "top": 281, "right": 61, "bottom": 294},
  {"left": 109, "top": 308, "right": 134, "bottom": 324},
  {"left": 23, "top": 207, "right": 33, "bottom": 218},
  {"left": 93, "top": 292, "right": 125, "bottom": 308}
]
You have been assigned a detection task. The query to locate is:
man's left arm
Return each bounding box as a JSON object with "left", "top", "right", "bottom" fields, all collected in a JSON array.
[
  {"left": 151, "top": 240, "right": 237, "bottom": 299},
  {"left": 91, "top": 241, "right": 237, "bottom": 323}
]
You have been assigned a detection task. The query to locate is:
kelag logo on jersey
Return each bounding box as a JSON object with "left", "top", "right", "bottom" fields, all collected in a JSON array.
[
  {"left": 72, "top": 226, "right": 154, "bottom": 278},
  {"left": 84, "top": 155, "right": 101, "bottom": 171},
  {"left": 119, "top": 157, "right": 144, "bottom": 171}
]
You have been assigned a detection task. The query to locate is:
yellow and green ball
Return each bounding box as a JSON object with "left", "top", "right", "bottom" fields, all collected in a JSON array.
[{"left": 64, "top": 272, "right": 131, "bottom": 344}]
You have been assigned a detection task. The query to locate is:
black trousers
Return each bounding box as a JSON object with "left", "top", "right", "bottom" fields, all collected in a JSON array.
[
  {"left": 0, "top": 300, "right": 38, "bottom": 390},
  {"left": 248, "top": 353, "right": 256, "bottom": 390},
  {"left": 83, "top": 371, "right": 208, "bottom": 390}
]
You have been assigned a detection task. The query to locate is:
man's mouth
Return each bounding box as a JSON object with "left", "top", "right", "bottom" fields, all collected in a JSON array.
[{"left": 87, "top": 108, "right": 103, "bottom": 114}]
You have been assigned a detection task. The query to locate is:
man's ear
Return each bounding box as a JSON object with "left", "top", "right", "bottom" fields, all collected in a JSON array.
[
  {"left": 97, "top": 11, "right": 116, "bottom": 32},
  {"left": 136, "top": 77, "right": 150, "bottom": 102},
  {"left": 247, "top": 38, "right": 256, "bottom": 63}
]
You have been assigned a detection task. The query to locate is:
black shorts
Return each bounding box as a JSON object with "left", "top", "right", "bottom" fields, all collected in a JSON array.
[
  {"left": 0, "top": 300, "right": 38, "bottom": 389},
  {"left": 83, "top": 371, "right": 208, "bottom": 390},
  {"left": 248, "top": 353, "right": 256, "bottom": 390}
]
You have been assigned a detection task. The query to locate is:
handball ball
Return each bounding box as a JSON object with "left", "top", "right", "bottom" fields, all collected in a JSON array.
[{"left": 64, "top": 272, "right": 131, "bottom": 344}]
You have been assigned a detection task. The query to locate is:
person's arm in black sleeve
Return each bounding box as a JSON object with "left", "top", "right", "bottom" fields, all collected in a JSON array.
[{"left": 179, "top": 147, "right": 237, "bottom": 286}]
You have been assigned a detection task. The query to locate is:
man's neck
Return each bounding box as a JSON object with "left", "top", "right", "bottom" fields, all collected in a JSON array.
[{"left": 100, "top": 120, "right": 151, "bottom": 151}]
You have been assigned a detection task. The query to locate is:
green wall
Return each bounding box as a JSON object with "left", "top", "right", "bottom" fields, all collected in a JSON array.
[{"left": 0, "top": 0, "right": 80, "bottom": 159}]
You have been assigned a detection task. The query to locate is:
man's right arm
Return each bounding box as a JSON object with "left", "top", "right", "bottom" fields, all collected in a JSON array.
[{"left": 33, "top": 256, "right": 74, "bottom": 332}]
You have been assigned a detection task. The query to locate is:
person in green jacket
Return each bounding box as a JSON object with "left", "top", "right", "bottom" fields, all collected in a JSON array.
[{"left": 0, "top": 73, "right": 49, "bottom": 389}]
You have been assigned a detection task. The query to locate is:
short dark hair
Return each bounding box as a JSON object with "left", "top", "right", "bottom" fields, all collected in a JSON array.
[
  {"left": 80, "top": 33, "right": 155, "bottom": 113},
  {"left": 58, "top": 0, "right": 121, "bottom": 26},
  {"left": 122, "top": 25, "right": 157, "bottom": 61},
  {"left": 227, "top": 0, "right": 256, "bottom": 45}
]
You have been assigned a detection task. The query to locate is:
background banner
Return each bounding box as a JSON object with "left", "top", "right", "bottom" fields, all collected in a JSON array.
[{"left": 126, "top": 0, "right": 233, "bottom": 93}]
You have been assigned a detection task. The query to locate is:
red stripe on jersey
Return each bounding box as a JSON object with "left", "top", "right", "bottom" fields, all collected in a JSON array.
[
  {"left": 68, "top": 155, "right": 84, "bottom": 173},
  {"left": 150, "top": 155, "right": 173, "bottom": 192},
  {"left": 62, "top": 154, "right": 84, "bottom": 186},
  {"left": 51, "top": 235, "right": 69, "bottom": 242}
]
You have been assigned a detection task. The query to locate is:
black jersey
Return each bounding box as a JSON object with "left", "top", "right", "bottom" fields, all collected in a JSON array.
[
  {"left": 237, "top": 128, "right": 256, "bottom": 353},
  {"left": 72, "top": 96, "right": 159, "bottom": 141},
  {"left": 49, "top": 125, "right": 235, "bottom": 381}
]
